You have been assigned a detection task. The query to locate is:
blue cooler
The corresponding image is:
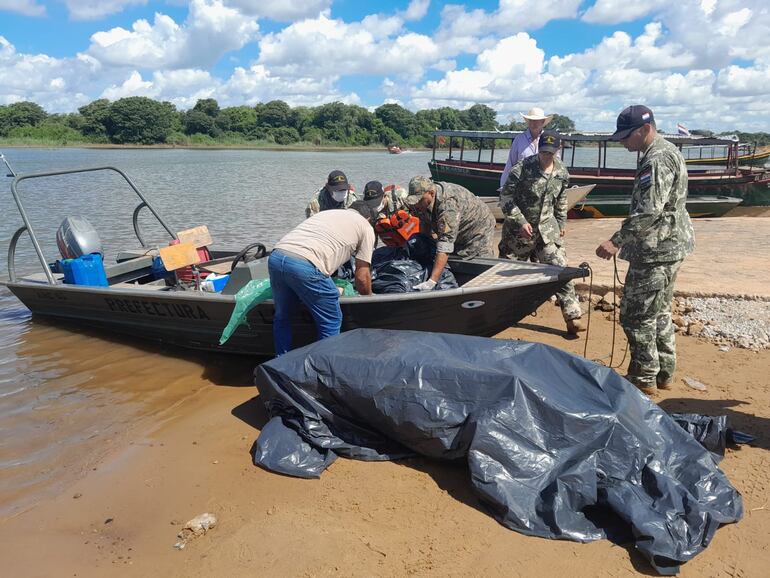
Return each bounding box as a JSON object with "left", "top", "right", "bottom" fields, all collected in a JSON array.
[{"left": 61, "top": 253, "right": 109, "bottom": 287}]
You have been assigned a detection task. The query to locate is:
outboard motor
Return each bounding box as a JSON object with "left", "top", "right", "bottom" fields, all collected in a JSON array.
[{"left": 56, "top": 216, "right": 103, "bottom": 259}]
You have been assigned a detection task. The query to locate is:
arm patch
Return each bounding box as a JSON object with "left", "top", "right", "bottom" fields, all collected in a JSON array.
[{"left": 639, "top": 169, "right": 652, "bottom": 189}]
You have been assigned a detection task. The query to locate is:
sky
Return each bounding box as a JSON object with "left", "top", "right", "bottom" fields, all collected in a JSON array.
[{"left": 0, "top": 0, "right": 768, "bottom": 133}]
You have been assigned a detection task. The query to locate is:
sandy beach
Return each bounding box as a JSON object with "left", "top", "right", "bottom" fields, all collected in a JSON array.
[{"left": 1, "top": 218, "right": 769, "bottom": 577}]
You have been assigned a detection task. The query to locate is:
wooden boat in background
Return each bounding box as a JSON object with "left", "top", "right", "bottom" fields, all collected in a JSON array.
[
  {"left": 428, "top": 130, "right": 770, "bottom": 217},
  {"left": 684, "top": 143, "right": 770, "bottom": 167}
]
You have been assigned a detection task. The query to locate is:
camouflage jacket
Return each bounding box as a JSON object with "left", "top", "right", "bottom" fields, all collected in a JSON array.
[
  {"left": 500, "top": 155, "right": 570, "bottom": 245},
  {"left": 376, "top": 184, "right": 409, "bottom": 220},
  {"left": 305, "top": 187, "right": 359, "bottom": 218},
  {"left": 428, "top": 182, "right": 495, "bottom": 254},
  {"left": 610, "top": 135, "right": 695, "bottom": 264}
]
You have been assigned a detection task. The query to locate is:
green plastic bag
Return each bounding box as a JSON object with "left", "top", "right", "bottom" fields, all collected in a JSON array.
[
  {"left": 219, "top": 279, "right": 272, "bottom": 345},
  {"left": 334, "top": 278, "right": 357, "bottom": 296},
  {"left": 218, "top": 277, "right": 357, "bottom": 346}
]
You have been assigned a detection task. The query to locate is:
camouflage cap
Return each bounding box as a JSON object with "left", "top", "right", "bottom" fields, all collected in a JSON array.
[{"left": 406, "top": 176, "right": 436, "bottom": 205}]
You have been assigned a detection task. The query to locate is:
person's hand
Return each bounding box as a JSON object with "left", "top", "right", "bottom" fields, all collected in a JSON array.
[
  {"left": 596, "top": 239, "right": 619, "bottom": 260},
  {"left": 413, "top": 279, "right": 437, "bottom": 291},
  {"left": 518, "top": 223, "right": 534, "bottom": 239},
  {"left": 560, "top": 228, "right": 566, "bottom": 238}
]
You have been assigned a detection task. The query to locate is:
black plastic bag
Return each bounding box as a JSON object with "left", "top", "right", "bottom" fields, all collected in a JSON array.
[
  {"left": 254, "top": 329, "right": 742, "bottom": 575},
  {"left": 371, "top": 259, "right": 426, "bottom": 293}
]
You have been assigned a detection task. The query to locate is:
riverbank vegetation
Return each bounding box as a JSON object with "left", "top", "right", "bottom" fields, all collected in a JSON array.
[{"left": 1, "top": 98, "right": 767, "bottom": 148}]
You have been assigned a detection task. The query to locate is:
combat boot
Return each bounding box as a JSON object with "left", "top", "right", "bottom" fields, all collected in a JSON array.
[
  {"left": 566, "top": 317, "right": 586, "bottom": 335},
  {"left": 656, "top": 375, "right": 674, "bottom": 390},
  {"left": 625, "top": 374, "right": 657, "bottom": 396}
]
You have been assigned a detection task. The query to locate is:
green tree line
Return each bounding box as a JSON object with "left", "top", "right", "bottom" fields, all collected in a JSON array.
[
  {"left": 1, "top": 98, "right": 767, "bottom": 147},
  {"left": 0, "top": 98, "right": 577, "bottom": 148}
]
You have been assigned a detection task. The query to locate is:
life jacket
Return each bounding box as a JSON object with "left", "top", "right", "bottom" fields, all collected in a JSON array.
[{"left": 374, "top": 209, "right": 421, "bottom": 247}]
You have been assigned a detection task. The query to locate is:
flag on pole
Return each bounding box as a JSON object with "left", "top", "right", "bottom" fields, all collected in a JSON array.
[{"left": 677, "top": 123, "right": 690, "bottom": 136}]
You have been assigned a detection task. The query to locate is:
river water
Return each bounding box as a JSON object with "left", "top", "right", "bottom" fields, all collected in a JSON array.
[{"left": 0, "top": 147, "right": 436, "bottom": 518}]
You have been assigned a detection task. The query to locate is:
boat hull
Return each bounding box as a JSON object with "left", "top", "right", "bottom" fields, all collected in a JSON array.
[
  {"left": 429, "top": 159, "right": 770, "bottom": 208},
  {"left": 568, "top": 195, "right": 743, "bottom": 219},
  {"left": 5, "top": 258, "right": 586, "bottom": 357}
]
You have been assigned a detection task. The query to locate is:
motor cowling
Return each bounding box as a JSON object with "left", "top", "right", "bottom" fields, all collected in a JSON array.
[{"left": 56, "top": 216, "right": 103, "bottom": 260}]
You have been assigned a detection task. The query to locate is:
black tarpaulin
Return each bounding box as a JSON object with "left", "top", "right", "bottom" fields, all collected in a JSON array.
[{"left": 253, "top": 329, "right": 742, "bottom": 575}]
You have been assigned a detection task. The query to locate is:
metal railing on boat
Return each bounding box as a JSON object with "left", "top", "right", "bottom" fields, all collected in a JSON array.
[{"left": 8, "top": 166, "right": 177, "bottom": 284}]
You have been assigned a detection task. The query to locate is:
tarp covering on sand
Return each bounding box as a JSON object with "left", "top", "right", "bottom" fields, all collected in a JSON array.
[{"left": 252, "top": 329, "right": 743, "bottom": 575}]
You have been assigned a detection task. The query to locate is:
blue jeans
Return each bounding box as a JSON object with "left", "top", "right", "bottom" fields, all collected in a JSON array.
[{"left": 268, "top": 250, "right": 342, "bottom": 355}]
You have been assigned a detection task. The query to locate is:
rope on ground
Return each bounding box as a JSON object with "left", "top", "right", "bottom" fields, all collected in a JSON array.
[{"left": 583, "top": 255, "right": 629, "bottom": 369}]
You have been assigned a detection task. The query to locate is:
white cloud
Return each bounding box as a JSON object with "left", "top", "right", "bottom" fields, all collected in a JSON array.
[
  {"left": 716, "top": 64, "right": 770, "bottom": 97},
  {"left": 436, "top": 0, "right": 582, "bottom": 51},
  {"left": 99, "top": 63, "right": 364, "bottom": 110},
  {"left": 581, "top": 1, "right": 770, "bottom": 69},
  {"left": 0, "top": 36, "right": 106, "bottom": 110},
  {"left": 477, "top": 33, "right": 544, "bottom": 78},
  {"left": 549, "top": 23, "right": 695, "bottom": 75},
  {"left": 220, "top": 64, "right": 360, "bottom": 107},
  {"left": 582, "top": 0, "right": 664, "bottom": 24},
  {"left": 87, "top": 0, "right": 259, "bottom": 69},
  {"left": 404, "top": 21, "right": 770, "bottom": 133},
  {"left": 403, "top": 0, "right": 430, "bottom": 21},
  {"left": 0, "top": 0, "right": 45, "bottom": 16},
  {"left": 101, "top": 69, "right": 221, "bottom": 110},
  {"left": 64, "top": 0, "right": 147, "bottom": 21},
  {"left": 225, "top": 0, "right": 332, "bottom": 22},
  {"left": 257, "top": 13, "right": 441, "bottom": 80}
]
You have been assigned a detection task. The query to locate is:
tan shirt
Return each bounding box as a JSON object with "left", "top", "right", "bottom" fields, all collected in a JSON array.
[{"left": 275, "top": 209, "right": 376, "bottom": 276}]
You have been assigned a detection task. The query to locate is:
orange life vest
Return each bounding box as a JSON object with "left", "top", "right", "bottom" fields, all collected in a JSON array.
[{"left": 374, "top": 209, "right": 421, "bottom": 247}]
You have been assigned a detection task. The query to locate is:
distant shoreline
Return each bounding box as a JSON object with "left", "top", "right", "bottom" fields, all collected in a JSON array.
[{"left": 0, "top": 142, "right": 430, "bottom": 153}]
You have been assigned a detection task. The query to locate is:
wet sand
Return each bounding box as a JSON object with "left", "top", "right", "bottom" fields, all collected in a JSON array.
[{"left": 1, "top": 306, "right": 769, "bottom": 577}]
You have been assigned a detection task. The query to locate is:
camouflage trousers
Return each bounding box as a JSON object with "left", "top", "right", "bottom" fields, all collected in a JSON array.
[
  {"left": 454, "top": 211, "right": 497, "bottom": 259},
  {"left": 620, "top": 261, "right": 682, "bottom": 387},
  {"left": 498, "top": 225, "right": 581, "bottom": 321}
]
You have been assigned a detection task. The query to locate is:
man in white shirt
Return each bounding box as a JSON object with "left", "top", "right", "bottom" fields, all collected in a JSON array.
[
  {"left": 269, "top": 201, "right": 377, "bottom": 355},
  {"left": 499, "top": 107, "right": 553, "bottom": 188}
]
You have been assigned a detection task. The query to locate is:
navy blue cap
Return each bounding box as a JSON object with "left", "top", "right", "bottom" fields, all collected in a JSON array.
[{"left": 610, "top": 105, "right": 654, "bottom": 141}]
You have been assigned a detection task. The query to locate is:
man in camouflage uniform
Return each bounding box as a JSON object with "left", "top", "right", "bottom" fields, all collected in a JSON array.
[
  {"left": 596, "top": 105, "right": 695, "bottom": 394},
  {"left": 405, "top": 176, "right": 496, "bottom": 291},
  {"left": 305, "top": 170, "right": 359, "bottom": 218},
  {"left": 361, "top": 180, "right": 409, "bottom": 220},
  {"left": 499, "top": 130, "right": 584, "bottom": 334}
]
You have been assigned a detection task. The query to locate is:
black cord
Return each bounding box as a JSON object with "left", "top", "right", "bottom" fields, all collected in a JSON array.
[
  {"left": 582, "top": 262, "right": 593, "bottom": 359},
  {"left": 608, "top": 255, "right": 629, "bottom": 369}
]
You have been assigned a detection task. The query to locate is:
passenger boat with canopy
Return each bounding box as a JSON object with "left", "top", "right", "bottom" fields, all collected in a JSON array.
[{"left": 428, "top": 130, "right": 770, "bottom": 217}]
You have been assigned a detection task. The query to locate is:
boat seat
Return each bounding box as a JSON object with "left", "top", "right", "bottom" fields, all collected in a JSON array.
[
  {"left": 462, "top": 261, "right": 557, "bottom": 288},
  {"left": 105, "top": 255, "right": 155, "bottom": 284},
  {"left": 109, "top": 280, "right": 170, "bottom": 290}
]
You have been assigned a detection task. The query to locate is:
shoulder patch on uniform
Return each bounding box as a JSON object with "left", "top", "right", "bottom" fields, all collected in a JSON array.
[{"left": 639, "top": 169, "right": 652, "bottom": 188}]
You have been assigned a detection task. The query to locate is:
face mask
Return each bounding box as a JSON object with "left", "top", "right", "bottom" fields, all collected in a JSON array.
[{"left": 331, "top": 190, "right": 347, "bottom": 203}]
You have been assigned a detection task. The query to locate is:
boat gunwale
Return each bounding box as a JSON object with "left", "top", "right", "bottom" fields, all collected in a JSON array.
[{"left": 4, "top": 260, "right": 588, "bottom": 304}]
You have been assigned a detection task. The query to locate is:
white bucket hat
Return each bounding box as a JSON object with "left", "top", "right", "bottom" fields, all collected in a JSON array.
[{"left": 521, "top": 107, "right": 553, "bottom": 124}]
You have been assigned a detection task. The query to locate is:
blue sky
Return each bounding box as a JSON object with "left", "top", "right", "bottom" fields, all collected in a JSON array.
[{"left": 1, "top": 1, "right": 768, "bottom": 132}]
